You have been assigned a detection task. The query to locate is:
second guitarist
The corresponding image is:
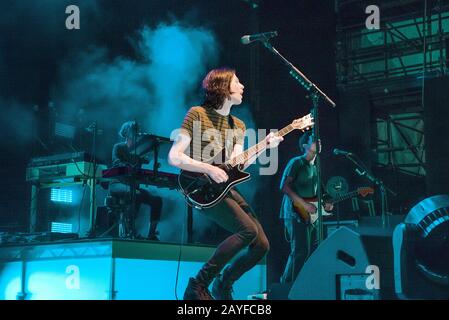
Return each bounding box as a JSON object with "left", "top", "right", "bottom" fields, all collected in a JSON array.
[{"left": 279, "top": 131, "right": 333, "bottom": 284}]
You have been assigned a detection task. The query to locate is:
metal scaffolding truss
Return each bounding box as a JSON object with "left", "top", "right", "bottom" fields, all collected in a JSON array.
[
  {"left": 374, "top": 113, "right": 425, "bottom": 177},
  {"left": 336, "top": 0, "right": 447, "bottom": 177},
  {"left": 336, "top": 0, "right": 449, "bottom": 90}
]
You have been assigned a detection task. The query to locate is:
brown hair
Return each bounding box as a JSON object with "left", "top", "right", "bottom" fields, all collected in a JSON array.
[{"left": 202, "top": 67, "right": 235, "bottom": 110}]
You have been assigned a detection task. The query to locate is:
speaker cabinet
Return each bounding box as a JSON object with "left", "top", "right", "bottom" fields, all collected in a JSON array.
[{"left": 288, "top": 227, "right": 386, "bottom": 300}]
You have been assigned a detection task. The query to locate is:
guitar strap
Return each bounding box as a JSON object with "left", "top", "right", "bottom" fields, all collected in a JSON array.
[
  {"left": 228, "top": 114, "right": 236, "bottom": 146},
  {"left": 228, "top": 114, "right": 235, "bottom": 129}
]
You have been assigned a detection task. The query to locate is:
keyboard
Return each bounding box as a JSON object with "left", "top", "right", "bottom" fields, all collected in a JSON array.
[{"left": 102, "top": 166, "right": 178, "bottom": 190}]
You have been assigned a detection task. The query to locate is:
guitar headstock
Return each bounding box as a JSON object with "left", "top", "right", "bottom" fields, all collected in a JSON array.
[
  {"left": 291, "top": 113, "right": 314, "bottom": 132},
  {"left": 357, "top": 187, "right": 375, "bottom": 197}
]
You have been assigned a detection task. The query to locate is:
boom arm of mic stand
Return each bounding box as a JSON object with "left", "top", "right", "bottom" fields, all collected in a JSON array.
[
  {"left": 348, "top": 154, "right": 396, "bottom": 196},
  {"left": 261, "top": 40, "right": 336, "bottom": 108},
  {"left": 345, "top": 154, "right": 397, "bottom": 226}
]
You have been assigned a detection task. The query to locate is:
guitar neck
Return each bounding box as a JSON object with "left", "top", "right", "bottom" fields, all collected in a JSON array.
[
  {"left": 227, "top": 124, "right": 296, "bottom": 167},
  {"left": 330, "top": 190, "right": 359, "bottom": 204}
]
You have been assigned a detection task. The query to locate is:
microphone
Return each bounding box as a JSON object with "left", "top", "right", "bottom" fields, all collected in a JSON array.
[
  {"left": 333, "top": 148, "right": 353, "bottom": 156},
  {"left": 241, "top": 31, "right": 278, "bottom": 45}
]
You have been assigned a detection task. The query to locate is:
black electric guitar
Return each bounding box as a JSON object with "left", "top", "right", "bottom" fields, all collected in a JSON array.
[{"left": 178, "top": 113, "right": 314, "bottom": 209}]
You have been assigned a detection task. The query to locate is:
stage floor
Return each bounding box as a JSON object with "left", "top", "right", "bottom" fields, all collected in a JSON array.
[{"left": 0, "top": 238, "right": 266, "bottom": 300}]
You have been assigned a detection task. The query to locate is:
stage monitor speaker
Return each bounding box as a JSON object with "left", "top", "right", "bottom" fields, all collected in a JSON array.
[{"left": 289, "top": 226, "right": 373, "bottom": 300}]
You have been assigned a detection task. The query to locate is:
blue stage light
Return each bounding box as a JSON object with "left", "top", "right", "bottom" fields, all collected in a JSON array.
[
  {"left": 51, "top": 222, "right": 73, "bottom": 233},
  {"left": 50, "top": 188, "right": 73, "bottom": 203}
]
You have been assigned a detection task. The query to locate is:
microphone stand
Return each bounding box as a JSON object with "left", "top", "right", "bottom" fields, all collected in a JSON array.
[
  {"left": 261, "top": 40, "right": 336, "bottom": 243},
  {"left": 129, "top": 120, "right": 139, "bottom": 239},
  {"left": 86, "top": 121, "right": 98, "bottom": 238},
  {"left": 343, "top": 153, "right": 396, "bottom": 227}
]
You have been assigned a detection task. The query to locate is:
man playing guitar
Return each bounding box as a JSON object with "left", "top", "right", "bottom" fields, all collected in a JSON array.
[
  {"left": 279, "top": 131, "right": 333, "bottom": 284},
  {"left": 168, "top": 67, "right": 283, "bottom": 300}
]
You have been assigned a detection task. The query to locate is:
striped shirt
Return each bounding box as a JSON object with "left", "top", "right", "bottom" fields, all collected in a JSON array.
[{"left": 180, "top": 106, "right": 246, "bottom": 163}]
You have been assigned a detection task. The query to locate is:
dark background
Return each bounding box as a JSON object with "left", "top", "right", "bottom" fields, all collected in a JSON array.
[{"left": 1, "top": 0, "right": 430, "bottom": 287}]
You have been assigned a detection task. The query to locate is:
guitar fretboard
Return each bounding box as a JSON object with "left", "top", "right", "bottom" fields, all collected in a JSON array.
[
  {"left": 226, "top": 124, "right": 296, "bottom": 167},
  {"left": 331, "top": 190, "right": 361, "bottom": 204}
]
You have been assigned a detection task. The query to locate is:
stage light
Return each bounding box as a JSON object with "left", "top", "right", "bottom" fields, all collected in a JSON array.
[
  {"left": 393, "top": 194, "right": 449, "bottom": 299},
  {"left": 51, "top": 222, "right": 73, "bottom": 234},
  {"left": 406, "top": 195, "right": 449, "bottom": 285},
  {"left": 50, "top": 188, "right": 73, "bottom": 203}
]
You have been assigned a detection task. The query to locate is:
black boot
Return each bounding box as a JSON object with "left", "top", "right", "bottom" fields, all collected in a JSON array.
[
  {"left": 184, "top": 263, "right": 219, "bottom": 300},
  {"left": 147, "top": 222, "right": 160, "bottom": 241},
  {"left": 183, "top": 277, "right": 213, "bottom": 300},
  {"left": 212, "top": 267, "right": 235, "bottom": 300},
  {"left": 147, "top": 230, "right": 160, "bottom": 241}
]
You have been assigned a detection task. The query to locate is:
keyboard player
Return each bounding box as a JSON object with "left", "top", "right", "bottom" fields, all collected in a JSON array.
[{"left": 109, "top": 121, "right": 163, "bottom": 240}]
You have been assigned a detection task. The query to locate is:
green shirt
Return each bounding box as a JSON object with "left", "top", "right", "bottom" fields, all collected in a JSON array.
[{"left": 279, "top": 155, "right": 317, "bottom": 219}]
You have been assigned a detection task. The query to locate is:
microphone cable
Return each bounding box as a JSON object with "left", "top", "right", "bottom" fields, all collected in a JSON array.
[{"left": 174, "top": 201, "right": 189, "bottom": 300}]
